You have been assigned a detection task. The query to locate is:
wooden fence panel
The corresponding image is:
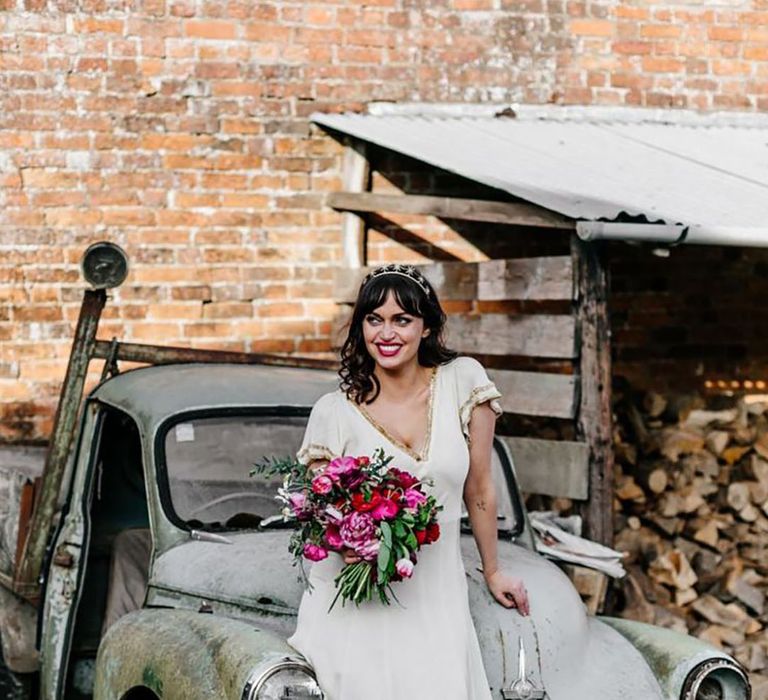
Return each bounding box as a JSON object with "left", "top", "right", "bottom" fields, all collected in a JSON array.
[{"left": 499, "top": 436, "right": 590, "bottom": 500}]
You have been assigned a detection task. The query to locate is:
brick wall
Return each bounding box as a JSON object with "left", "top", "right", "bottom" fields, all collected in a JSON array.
[
  {"left": 609, "top": 244, "right": 768, "bottom": 394},
  {"left": 1, "top": 0, "right": 767, "bottom": 442}
]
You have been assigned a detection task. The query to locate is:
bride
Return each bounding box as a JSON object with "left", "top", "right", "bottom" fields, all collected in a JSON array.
[{"left": 288, "top": 263, "right": 530, "bottom": 699}]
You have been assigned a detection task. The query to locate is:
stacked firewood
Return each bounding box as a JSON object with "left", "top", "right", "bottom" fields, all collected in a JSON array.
[{"left": 612, "top": 387, "right": 768, "bottom": 693}]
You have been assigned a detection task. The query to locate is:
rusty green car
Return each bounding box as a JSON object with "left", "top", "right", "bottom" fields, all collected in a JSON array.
[{"left": 0, "top": 244, "right": 752, "bottom": 699}]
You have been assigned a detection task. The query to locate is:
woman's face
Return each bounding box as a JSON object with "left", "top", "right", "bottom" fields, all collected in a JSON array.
[{"left": 362, "top": 290, "right": 429, "bottom": 371}]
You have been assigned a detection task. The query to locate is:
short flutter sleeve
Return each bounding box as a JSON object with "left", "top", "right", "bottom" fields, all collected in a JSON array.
[
  {"left": 296, "top": 392, "right": 343, "bottom": 466},
  {"left": 455, "top": 357, "right": 503, "bottom": 443}
]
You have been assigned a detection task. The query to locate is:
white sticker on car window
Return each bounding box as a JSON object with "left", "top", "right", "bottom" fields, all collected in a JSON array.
[{"left": 175, "top": 423, "right": 195, "bottom": 442}]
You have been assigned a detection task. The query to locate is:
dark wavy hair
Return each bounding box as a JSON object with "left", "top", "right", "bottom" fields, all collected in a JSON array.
[{"left": 339, "top": 272, "right": 457, "bottom": 405}]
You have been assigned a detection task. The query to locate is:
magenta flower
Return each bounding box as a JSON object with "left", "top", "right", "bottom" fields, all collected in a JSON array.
[
  {"left": 371, "top": 498, "right": 399, "bottom": 521},
  {"left": 303, "top": 543, "right": 329, "bottom": 562},
  {"left": 311, "top": 474, "right": 333, "bottom": 495},
  {"left": 326, "top": 456, "right": 359, "bottom": 481},
  {"left": 403, "top": 488, "right": 427, "bottom": 511},
  {"left": 395, "top": 558, "right": 414, "bottom": 578},
  {"left": 324, "top": 523, "right": 344, "bottom": 551},
  {"left": 340, "top": 512, "right": 376, "bottom": 550}
]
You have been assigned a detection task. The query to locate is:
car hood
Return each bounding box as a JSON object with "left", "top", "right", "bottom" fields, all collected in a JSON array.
[
  {"left": 148, "top": 530, "right": 303, "bottom": 614},
  {"left": 149, "top": 532, "right": 664, "bottom": 700}
]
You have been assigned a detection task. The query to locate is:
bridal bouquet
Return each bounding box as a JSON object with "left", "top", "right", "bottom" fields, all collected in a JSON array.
[{"left": 251, "top": 447, "right": 442, "bottom": 609}]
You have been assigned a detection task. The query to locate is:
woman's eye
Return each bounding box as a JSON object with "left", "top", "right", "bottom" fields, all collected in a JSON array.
[
  {"left": 396, "top": 317, "right": 411, "bottom": 325},
  {"left": 365, "top": 315, "right": 380, "bottom": 324}
]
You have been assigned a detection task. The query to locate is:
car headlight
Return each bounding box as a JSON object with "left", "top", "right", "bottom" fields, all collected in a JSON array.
[
  {"left": 243, "top": 659, "right": 324, "bottom": 700},
  {"left": 681, "top": 659, "right": 750, "bottom": 700}
]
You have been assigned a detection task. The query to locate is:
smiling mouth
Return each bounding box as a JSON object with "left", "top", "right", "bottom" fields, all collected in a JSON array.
[{"left": 376, "top": 343, "right": 402, "bottom": 356}]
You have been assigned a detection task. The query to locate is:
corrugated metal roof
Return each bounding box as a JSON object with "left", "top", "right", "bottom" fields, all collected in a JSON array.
[{"left": 312, "top": 108, "right": 768, "bottom": 233}]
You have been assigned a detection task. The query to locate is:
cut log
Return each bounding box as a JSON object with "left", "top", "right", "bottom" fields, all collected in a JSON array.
[
  {"left": 727, "top": 482, "right": 751, "bottom": 512},
  {"left": 693, "top": 520, "right": 719, "bottom": 549},
  {"left": 649, "top": 550, "right": 698, "bottom": 590},
  {"left": 726, "top": 572, "right": 765, "bottom": 616},
  {"left": 705, "top": 430, "right": 730, "bottom": 456}
]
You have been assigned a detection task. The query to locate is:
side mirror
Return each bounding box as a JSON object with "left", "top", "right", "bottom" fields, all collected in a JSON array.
[{"left": 80, "top": 241, "right": 129, "bottom": 290}]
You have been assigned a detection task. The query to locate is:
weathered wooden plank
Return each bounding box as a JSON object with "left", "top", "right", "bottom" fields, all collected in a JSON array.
[
  {"left": 572, "top": 237, "right": 614, "bottom": 546},
  {"left": 327, "top": 191, "right": 575, "bottom": 229},
  {"left": 478, "top": 258, "right": 573, "bottom": 301},
  {"left": 333, "top": 257, "right": 573, "bottom": 303},
  {"left": 499, "top": 436, "right": 589, "bottom": 500},
  {"left": 445, "top": 314, "right": 576, "bottom": 359},
  {"left": 340, "top": 144, "right": 370, "bottom": 268},
  {"left": 488, "top": 368, "right": 576, "bottom": 419}
]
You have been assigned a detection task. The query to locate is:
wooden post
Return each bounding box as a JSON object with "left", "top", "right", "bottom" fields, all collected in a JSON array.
[
  {"left": 572, "top": 236, "right": 614, "bottom": 546},
  {"left": 340, "top": 140, "right": 370, "bottom": 268}
]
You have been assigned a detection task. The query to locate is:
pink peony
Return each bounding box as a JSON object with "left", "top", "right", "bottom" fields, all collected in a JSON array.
[
  {"left": 395, "top": 558, "right": 414, "bottom": 578},
  {"left": 371, "top": 498, "right": 399, "bottom": 521},
  {"left": 340, "top": 511, "right": 376, "bottom": 550},
  {"left": 303, "top": 543, "right": 329, "bottom": 562},
  {"left": 357, "top": 538, "right": 381, "bottom": 561},
  {"left": 311, "top": 474, "right": 333, "bottom": 495},
  {"left": 288, "top": 491, "right": 307, "bottom": 512},
  {"left": 403, "top": 488, "right": 427, "bottom": 511},
  {"left": 325, "top": 456, "right": 359, "bottom": 481},
  {"left": 324, "top": 523, "right": 344, "bottom": 550}
]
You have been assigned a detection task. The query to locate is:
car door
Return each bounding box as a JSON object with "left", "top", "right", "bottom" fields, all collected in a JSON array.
[{"left": 38, "top": 401, "right": 104, "bottom": 700}]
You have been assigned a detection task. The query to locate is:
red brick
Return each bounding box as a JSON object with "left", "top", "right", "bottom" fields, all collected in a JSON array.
[
  {"left": 184, "top": 20, "right": 237, "bottom": 39},
  {"left": 640, "top": 24, "right": 682, "bottom": 39},
  {"left": 570, "top": 19, "right": 613, "bottom": 37}
]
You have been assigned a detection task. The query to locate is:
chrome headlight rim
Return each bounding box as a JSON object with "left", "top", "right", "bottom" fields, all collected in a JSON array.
[
  {"left": 242, "top": 657, "right": 322, "bottom": 700},
  {"left": 681, "top": 658, "right": 751, "bottom": 700}
]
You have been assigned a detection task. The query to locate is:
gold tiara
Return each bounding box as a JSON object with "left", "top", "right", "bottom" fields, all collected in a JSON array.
[{"left": 361, "top": 263, "right": 431, "bottom": 296}]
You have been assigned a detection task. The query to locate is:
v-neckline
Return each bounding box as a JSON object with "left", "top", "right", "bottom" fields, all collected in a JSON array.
[{"left": 348, "top": 365, "right": 440, "bottom": 463}]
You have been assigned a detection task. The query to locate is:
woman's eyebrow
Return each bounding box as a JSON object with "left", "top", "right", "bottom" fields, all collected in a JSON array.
[{"left": 368, "top": 311, "right": 411, "bottom": 319}]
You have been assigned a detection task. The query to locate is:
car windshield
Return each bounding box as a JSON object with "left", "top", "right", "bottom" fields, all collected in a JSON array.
[
  {"left": 163, "top": 413, "right": 307, "bottom": 530},
  {"left": 162, "top": 413, "right": 522, "bottom": 534}
]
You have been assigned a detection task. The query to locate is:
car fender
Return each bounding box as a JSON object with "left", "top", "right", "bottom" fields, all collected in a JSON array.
[
  {"left": 462, "top": 539, "right": 665, "bottom": 699},
  {"left": 93, "top": 608, "right": 309, "bottom": 700},
  {"left": 599, "top": 616, "right": 750, "bottom": 700}
]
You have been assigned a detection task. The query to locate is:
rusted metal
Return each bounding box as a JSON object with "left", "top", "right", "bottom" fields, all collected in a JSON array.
[
  {"left": 91, "top": 340, "right": 339, "bottom": 372},
  {"left": 13, "top": 289, "right": 106, "bottom": 599}
]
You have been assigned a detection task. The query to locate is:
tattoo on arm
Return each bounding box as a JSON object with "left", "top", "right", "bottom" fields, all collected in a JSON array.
[{"left": 475, "top": 499, "right": 487, "bottom": 511}]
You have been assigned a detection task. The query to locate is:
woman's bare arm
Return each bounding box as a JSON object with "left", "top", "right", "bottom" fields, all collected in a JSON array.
[{"left": 463, "top": 402, "right": 529, "bottom": 615}]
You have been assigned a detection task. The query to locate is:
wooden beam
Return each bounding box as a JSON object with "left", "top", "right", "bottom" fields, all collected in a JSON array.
[
  {"left": 445, "top": 314, "right": 576, "bottom": 359},
  {"left": 340, "top": 145, "right": 370, "bottom": 267},
  {"left": 489, "top": 369, "right": 577, "bottom": 419},
  {"left": 572, "top": 237, "right": 614, "bottom": 546},
  {"left": 327, "top": 191, "right": 575, "bottom": 229},
  {"left": 499, "top": 436, "right": 589, "bottom": 500},
  {"left": 334, "top": 257, "right": 574, "bottom": 303}
]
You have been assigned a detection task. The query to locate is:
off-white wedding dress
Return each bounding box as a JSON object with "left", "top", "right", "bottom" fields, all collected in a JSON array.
[{"left": 287, "top": 356, "right": 503, "bottom": 700}]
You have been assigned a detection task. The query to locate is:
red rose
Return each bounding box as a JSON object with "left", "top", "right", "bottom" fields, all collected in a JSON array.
[
  {"left": 425, "top": 522, "right": 440, "bottom": 544},
  {"left": 351, "top": 491, "right": 382, "bottom": 513},
  {"left": 389, "top": 468, "right": 418, "bottom": 489},
  {"left": 415, "top": 528, "right": 427, "bottom": 545},
  {"left": 356, "top": 456, "right": 370, "bottom": 467}
]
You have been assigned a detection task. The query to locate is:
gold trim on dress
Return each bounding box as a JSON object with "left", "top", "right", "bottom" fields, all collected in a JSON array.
[
  {"left": 459, "top": 382, "right": 503, "bottom": 444},
  {"left": 296, "top": 443, "right": 336, "bottom": 466},
  {"left": 349, "top": 365, "right": 439, "bottom": 462}
]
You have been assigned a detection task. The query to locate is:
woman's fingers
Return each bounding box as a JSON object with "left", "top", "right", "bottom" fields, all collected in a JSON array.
[
  {"left": 341, "top": 547, "right": 361, "bottom": 564},
  {"left": 497, "top": 580, "right": 530, "bottom": 615}
]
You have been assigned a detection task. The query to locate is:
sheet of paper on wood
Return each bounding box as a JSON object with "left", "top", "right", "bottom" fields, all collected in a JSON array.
[{"left": 529, "top": 511, "right": 627, "bottom": 579}]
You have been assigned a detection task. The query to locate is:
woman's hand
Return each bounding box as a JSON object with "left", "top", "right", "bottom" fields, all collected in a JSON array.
[
  {"left": 340, "top": 547, "right": 361, "bottom": 565},
  {"left": 485, "top": 571, "right": 530, "bottom": 615}
]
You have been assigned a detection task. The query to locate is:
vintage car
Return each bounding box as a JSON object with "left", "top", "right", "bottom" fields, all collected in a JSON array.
[{"left": 0, "top": 244, "right": 752, "bottom": 700}]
